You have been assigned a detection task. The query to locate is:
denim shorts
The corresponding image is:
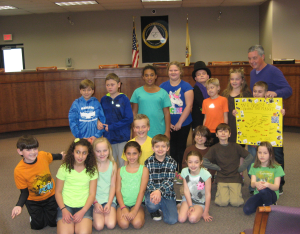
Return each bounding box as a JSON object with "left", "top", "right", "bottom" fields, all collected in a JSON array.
[
  {"left": 56, "top": 204, "right": 93, "bottom": 221},
  {"left": 95, "top": 202, "right": 117, "bottom": 209},
  {"left": 117, "top": 202, "right": 145, "bottom": 210},
  {"left": 181, "top": 196, "right": 205, "bottom": 210}
]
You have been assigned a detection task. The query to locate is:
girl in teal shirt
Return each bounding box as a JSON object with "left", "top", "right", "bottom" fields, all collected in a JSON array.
[{"left": 116, "top": 141, "right": 149, "bottom": 229}]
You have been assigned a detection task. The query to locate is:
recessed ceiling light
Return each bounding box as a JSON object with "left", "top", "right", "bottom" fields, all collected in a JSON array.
[
  {"left": 55, "top": 1, "right": 98, "bottom": 6},
  {"left": 0, "top": 6, "right": 18, "bottom": 10},
  {"left": 141, "top": 0, "right": 182, "bottom": 2}
]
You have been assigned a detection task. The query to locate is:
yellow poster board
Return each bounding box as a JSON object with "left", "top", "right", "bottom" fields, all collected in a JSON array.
[{"left": 235, "top": 97, "right": 283, "bottom": 146}]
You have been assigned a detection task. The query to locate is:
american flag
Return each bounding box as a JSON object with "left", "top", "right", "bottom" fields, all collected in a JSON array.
[{"left": 132, "top": 19, "right": 139, "bottom": 68}]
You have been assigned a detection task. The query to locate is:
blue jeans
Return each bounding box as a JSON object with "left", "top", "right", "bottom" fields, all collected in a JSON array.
[
  {"left": 145, "top": 193, "right": 178, "bottom": 224},
  {"left": 243, "top": 188, "right": 277, "bottom": 215}
]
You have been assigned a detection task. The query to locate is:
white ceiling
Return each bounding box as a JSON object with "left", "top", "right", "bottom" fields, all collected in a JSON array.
[{"left": 0, "top": 0, "right": 267, "bottom": 16}]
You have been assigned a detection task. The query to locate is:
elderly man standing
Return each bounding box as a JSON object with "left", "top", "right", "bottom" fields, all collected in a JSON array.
[{"left": 248, "top": 45, "right": 292, "bottom": 195}]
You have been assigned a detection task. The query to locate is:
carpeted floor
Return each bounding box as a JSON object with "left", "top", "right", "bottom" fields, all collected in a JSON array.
[{"left": 0, "top": 126, "right": 299, "bottom": 234}]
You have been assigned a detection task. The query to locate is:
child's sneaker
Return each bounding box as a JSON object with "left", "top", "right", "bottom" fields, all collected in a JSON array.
[
  {"left": 176, "top": 198, "right": 182, "bottom": 204},
  {"left": 279, "top": 187, "right": 283, "bottom": 195},
  {"left": 150, "top": 210, "right": 162, "bottom": 221}
]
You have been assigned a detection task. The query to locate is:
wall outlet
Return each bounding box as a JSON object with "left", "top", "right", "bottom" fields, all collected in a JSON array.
[
  {"left": 66, "top": 57, "right": 72, "bottom": 67},
  {"left": 269, "top": 54, "right": 272, "bottom": 59}
]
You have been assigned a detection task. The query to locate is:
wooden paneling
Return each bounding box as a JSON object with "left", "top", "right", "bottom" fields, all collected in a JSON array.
[{"left": 0, "top": 64, "right": 299, "bottom": 133}]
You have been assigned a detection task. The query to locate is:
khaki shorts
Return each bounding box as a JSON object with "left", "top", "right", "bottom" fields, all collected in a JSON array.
[{"left": 215, "top": 182, "right": 244, "bottom": 207}]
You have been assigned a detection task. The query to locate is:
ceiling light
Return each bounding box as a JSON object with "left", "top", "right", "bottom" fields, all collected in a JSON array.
[
  {"left": 55, "top": 1, "right": 98, "bottom": 6},
  {"left": 141, "top": 0, "right": 181, "bottom": 2},
  {"left": 0, "top": 6, "right": 18, "bottom": 10}
]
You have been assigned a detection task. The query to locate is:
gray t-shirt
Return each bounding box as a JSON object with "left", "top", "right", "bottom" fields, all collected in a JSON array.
[{"left": 181, "top": 167, "right": 211, "bottom": 205}]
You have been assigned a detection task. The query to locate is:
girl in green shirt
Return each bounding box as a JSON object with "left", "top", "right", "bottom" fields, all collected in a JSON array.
[
  {"left": 55, "top": 138, "right": 98, "bottom": 234},
  {"left": 116, "top": 141, "right": 149, "bottom": 229},
  {"left": 243, "top": 141, "right": 285, "bottom": 215}
]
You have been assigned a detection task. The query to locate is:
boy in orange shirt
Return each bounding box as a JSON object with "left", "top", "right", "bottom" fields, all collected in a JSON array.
[
  {"left": 11, "top": 135, "right": 65, "bottom": 230},
  {"left": 202, "top": 78, "right": 229, "bottom": 145}
]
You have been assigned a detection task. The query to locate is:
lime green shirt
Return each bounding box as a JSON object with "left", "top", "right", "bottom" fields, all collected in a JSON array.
[
  {"left": 249, "top": 163, "right": 285, "bottom": 199},
  {"left": 120, "top": 165, "right": 144, "bottom": 207},
  {"left": 56, "top": 165, "right": 98, "bottom": 208}
]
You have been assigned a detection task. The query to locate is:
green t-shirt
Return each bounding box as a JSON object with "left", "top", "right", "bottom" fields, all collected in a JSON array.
[
  {"left": 249, "top": 163, "right": 285, "bottom": 199},
  {"left": 120, "top": 165, "right": 144, "bottom": 207},
  {"left": 56, "top": 165, "right": 98, "bottom": 208}
]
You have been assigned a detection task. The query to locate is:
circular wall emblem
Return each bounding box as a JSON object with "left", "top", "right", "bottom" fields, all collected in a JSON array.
[{"left": 142, "top": 22, "right": 168, "bottom": 49}]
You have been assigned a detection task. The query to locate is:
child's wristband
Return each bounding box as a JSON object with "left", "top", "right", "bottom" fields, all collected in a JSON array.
[
  {"left": 61, "top": 206, "right": 66, "bottom": 211},
  {"left": 93, "top": 201, "right": 98, "bottom": 205},
  {"left": 189, "top": 205, "right": 194, "bottom": 209},
  {"left": 120, "top": 206, "right": 127, "bottom": 210}
]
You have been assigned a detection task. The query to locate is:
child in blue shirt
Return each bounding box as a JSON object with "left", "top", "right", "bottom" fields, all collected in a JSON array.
[
  {"left": 99, "top": 73, "right": 133, "bottom": 167},
  {"left": 69, "top": 79, "right": 105, "bottom": 143}
]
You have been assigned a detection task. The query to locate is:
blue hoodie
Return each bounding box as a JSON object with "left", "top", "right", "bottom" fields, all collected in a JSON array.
[
  {"left": 101, "top": 93, "right": 133, "bottom": 144},
  {"left": 69, "top": 96, "right": 105, "bottom": 138}
]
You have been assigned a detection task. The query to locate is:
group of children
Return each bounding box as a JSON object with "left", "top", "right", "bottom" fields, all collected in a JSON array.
[{"left": 11, "top": 61, "right": 285, "bottom": 232}]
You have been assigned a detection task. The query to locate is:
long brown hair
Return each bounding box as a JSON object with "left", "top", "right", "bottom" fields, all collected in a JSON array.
[
  {"left": 63, "top": 139, "right": 97, "bottom": 177},
  {"left": 222, "top": 67, "right": 250, "bottom": 98},
  {"left": 253, "top": 141, "right": 280, "bottom": 168}
]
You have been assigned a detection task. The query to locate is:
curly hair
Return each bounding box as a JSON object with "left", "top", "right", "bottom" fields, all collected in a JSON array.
[
  {"left": 142, "top": 64, "right": 157, "bottom": 76},
  {"left": 63, "top": 139, "right": 97, "bottom": 177}
]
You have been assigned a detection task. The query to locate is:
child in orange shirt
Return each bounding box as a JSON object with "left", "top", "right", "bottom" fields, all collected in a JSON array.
[
  {"left": 202, "top": 78, "right": 229, "bottom": 145},
  {"left": 11, "top": 135, "right": 65, "bottom": 230}
]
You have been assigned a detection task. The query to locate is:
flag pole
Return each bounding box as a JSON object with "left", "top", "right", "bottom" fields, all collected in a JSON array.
[{"left": 185, "top": 14, "right": 191, "bottom": 66}]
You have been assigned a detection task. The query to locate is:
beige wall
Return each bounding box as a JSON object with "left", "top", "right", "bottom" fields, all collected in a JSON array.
[
  {"left": 0, "top": 7, "right": 259, "bottom": 69},
  {"left": 259, "top": 0, "right": 273, "bottom": 64},
  {"left": 259, "top": 0, "right": 300, "bottom": 62},
  {"left": 272, "top": 0, "right": 300, "bottom": 60}
]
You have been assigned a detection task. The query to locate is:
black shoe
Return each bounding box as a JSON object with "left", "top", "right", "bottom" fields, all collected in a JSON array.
[
  {"left": 279, "top": 187, "right": 283, "bottom": 195},
  {"left": 176, "top": 198, "right": 182, "bottom": 204},
  {"left": 150, "top": 210, "right": 162, "bottom": 221}
]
